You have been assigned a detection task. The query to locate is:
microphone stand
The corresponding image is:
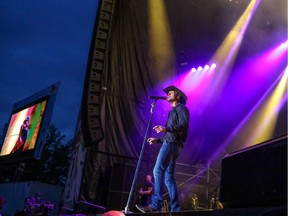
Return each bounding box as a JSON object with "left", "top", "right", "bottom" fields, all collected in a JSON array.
[{"left": 124, "top": 99, "right": 157, "bottom": 213}]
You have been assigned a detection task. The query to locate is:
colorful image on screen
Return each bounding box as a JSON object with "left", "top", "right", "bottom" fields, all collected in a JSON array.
[{"left": 0, "top": 100, "right": 47, "bottom": 156}]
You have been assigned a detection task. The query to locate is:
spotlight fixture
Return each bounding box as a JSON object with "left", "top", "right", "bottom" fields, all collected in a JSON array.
[
  {"left": 211, "top": 63, "right": 217, "bottom": 68},
  {"left": 190, "top": 63, "right": 216, "bottom": 73},
  {"left": 197, "top": 66, "right": 203, "bottom": 71},
  {"left": 191, "top": 68, "right": 197, "bottom": 73}
]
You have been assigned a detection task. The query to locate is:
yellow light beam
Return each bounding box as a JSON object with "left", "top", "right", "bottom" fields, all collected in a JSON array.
[
  {"left": 244, "top": 67, "right": 288, "bottom": 146},
  {"left": 208, "top": 0, "right": 261, "bottom": 99},
  {"left": 148, "top": 0, "right": 175, "bottom": 81},
  {"left": 231, "top": 67, "right": 288, "bottom": 148}
]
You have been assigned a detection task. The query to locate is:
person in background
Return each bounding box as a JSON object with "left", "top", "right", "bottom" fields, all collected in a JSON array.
[{"left": 136, "top": 175, "right": 154, "bottom": 207}]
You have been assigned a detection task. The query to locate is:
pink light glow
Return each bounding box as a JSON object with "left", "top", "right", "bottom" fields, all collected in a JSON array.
[{"left": 158, "top": 63, "right": 217, "bottom": 110}]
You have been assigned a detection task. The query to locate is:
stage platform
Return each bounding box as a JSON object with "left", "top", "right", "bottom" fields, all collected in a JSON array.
[
  {"left": 124, "top": 206, "right": 287, "bottom": 216},
  {"left": 66, "top": 206, "right": 287, "bottom": 216}
]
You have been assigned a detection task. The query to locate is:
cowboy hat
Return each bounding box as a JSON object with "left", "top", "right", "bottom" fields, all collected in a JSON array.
[{"left": 163, "top": 85, "right": 188, "bottom": 105}]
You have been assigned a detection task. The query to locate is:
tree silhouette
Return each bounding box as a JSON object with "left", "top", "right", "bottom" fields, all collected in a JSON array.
[{"left": 0, "top": 124, "right": 72, "bottom": 186}]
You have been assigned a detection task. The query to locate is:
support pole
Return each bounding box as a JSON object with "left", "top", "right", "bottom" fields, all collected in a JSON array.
[
  {"left": 206, "top": 161, "right": 210, "bottom": 201},
  {"left": 124, "top": 100, "right": 157, "bottom": 213}
]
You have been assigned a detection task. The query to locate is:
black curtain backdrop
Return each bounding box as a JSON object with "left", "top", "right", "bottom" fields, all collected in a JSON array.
[{"left": 78, "top": 0, "right": 287, "bottom": 208}]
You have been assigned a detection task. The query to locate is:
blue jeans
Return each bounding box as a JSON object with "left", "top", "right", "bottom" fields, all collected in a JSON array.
[{"left": 149, "top": 141, "right": 182, "bottom": 212}]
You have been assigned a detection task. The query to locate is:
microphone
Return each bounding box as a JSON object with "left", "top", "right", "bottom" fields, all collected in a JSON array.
[{"left": 150, "top": 96, "right": 167, "bottom": 100}]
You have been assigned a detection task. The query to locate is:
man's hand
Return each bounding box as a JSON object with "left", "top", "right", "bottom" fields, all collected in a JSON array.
[
  {"left": 153, "top": 125, "right": 166, "bottom": 133},
  {"left": 147, "top": 137, "right": 158, "bottom": 145},
  {"left": 138, "top": 188, "right": 143, "bottom": 195}
]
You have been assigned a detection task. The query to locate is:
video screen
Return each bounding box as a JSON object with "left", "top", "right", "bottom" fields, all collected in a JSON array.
[
  {"left": 0, "top": 99, "right": 47, "bottom": 156},
  {"left": 0, "top": 82, "right": 59, "bottom": 164}
]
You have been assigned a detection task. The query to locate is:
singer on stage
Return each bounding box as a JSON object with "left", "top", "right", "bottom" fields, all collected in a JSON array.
[{"left": 136, "top": 85, "right": 190, "bottom": 213}]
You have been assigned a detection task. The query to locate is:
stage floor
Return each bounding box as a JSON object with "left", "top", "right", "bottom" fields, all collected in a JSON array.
[
  {"left": 124, "top": 206, "right": 287, "bottom": 216},
  {"left": 61, "top": 204, "right": 287, "bottom": 216}
]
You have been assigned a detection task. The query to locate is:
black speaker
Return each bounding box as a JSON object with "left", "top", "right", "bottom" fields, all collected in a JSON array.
[{"left": 219, "top": 135, "right": 287, "bottom": 208}]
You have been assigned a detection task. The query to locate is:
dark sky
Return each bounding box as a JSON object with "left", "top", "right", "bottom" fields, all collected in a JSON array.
[{"left": 0, "top": 1, "right": 99, "bottom": 141}]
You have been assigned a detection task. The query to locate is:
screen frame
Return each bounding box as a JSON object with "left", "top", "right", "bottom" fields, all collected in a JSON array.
[{"left": 0, "top": 82, "right": 60, "bottom": 164}]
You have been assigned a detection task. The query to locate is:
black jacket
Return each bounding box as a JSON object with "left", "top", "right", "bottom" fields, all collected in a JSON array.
[{"left": 159, "top": 103, "right": 190, "bottom": 145}]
